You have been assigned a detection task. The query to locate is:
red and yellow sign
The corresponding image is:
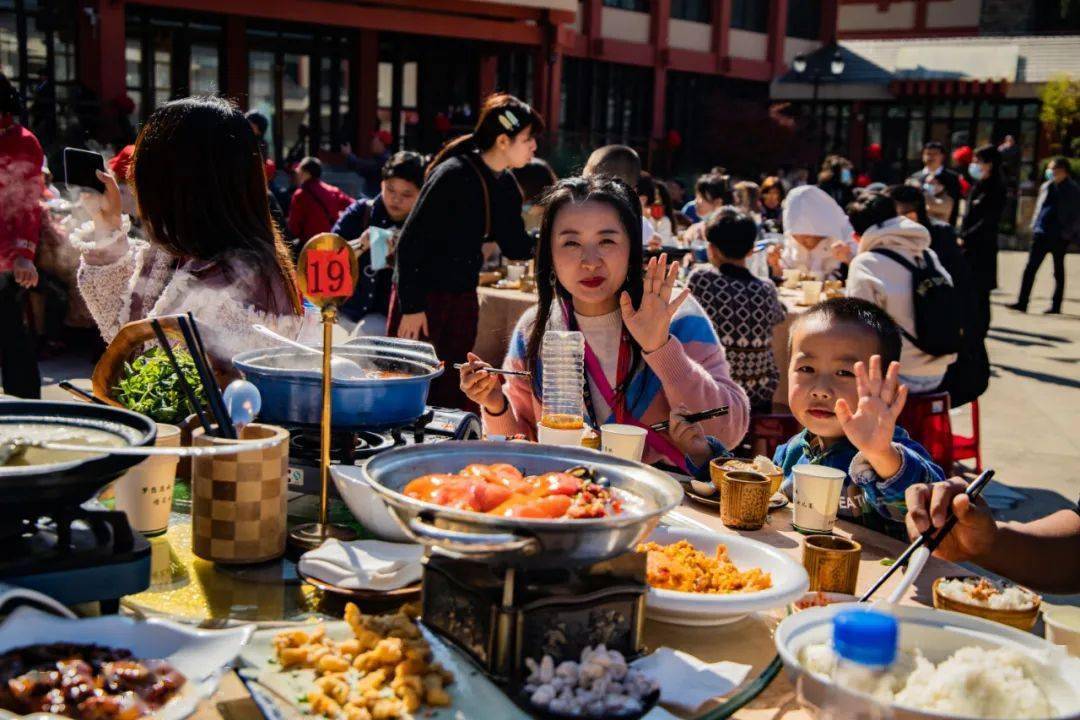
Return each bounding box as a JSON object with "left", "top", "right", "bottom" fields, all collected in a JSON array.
[{"left": 296, "top": 233, "right": 359, "bottom": 308}]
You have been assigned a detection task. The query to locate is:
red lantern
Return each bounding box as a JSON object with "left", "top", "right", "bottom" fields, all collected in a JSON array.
[
  {"left": 665, "top": 129, "right": 682, "bottom": 150},
  {"left": 855, "top": 173, "right": 872, "bottom": 188},
  {"left": 865, "top": 143, "right": 883, "bottom": 162}
]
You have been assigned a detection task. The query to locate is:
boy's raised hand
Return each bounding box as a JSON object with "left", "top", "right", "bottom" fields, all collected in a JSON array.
[{"left": 835, "top": 355, "right": 908, "bottom": 478}]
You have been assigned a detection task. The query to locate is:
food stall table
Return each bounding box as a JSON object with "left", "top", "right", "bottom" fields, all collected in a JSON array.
[
  {"left": 170, "top": 492, "right": 967, "bottom": 720},
  {"left": 473, "top": 285, "right": 537, "bottom": 368}
]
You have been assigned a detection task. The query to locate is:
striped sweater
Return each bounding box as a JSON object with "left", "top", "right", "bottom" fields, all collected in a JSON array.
[{"left": 482, "top": 296, "right": 751, "bottom": 464}]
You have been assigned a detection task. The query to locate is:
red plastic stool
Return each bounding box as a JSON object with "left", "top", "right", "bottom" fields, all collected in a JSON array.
[
  {"left": 950, "top": 398, "right": 983, "bottom": 474},
  {"left": 746, "top": 412, "right": 802, "bottom": 459},
  {"left": 897, "top": 391, "right": 954, "bottom": 471}
]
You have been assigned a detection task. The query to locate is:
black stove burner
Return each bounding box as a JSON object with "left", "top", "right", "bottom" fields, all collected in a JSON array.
[
  {"left": 289, "top": 428, "right": 398, "bottom": 464},
  {"left": 0, "top": 508, "right": 150, "bottom": 612}
]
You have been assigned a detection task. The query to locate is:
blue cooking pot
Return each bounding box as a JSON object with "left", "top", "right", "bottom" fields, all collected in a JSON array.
[{"left": 232, "top": 343, "right": 443, "bottom": 429}]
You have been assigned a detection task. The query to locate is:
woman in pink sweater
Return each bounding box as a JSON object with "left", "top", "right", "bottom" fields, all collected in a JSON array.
[{"left": 460, "top": 176, "right": 749, "bottom": 469}]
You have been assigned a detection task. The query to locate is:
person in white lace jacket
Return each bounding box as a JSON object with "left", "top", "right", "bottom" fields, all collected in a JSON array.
[{"left": 72, "top": 96, "right": 305, "bottom": 369}]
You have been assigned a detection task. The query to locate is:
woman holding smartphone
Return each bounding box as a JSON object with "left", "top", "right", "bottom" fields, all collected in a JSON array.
[
  {"left": 391, "top": 93, "right": 538, "bottom": 408},
  {"left": 71, "top": 96, "right": 303, "bottom": 367}
]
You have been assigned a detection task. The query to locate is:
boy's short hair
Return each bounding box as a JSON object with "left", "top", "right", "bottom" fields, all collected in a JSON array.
[
  {"left": 695, "top": 173, "right": 732, "bottom": 204},
  {"left": 791, "top": 297, "right": 902, "bottom": 367},
  {"left": 245, "top": 110, "right": 269, "bottom": 136},
  {"left": 381, "top": 150, "right": 424, "bottom": 189},
  {"left": 923, "top": 140, "right": 945, "bottom": 153},
  {"left": 583, "top": 145, "right": 641, "bottom": 187},
  {"left": 299, "top": 156, "right": 323, "bottom": 179},
  {"left": 846, "top": 191, "right": 897, "bottom": 235},
  {"left": 704, "top": 206, "right": 757, "bottom": 259},
  {"left": 885, "top": 184, "right": 924, "bottom": 217},
  {"left": 512, "top": 158, "right": 558, "bottom": 203}
]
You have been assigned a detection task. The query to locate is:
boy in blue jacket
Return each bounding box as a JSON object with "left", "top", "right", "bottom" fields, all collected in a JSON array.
[{"left": 672, "top": 297, "right": 944, "bottom": 538}]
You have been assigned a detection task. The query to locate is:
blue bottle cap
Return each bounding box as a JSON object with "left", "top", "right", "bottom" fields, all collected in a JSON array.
[{"left": 832, "top": 608, "right": 898, "bottom": 667}]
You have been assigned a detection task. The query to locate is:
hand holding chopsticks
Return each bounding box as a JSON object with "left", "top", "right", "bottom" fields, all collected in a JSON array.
[
  {"left": 649, "top": 406, "right": 729, "bottom": 433},
  {"left": 452, "top": 363, "right": 531, "bottom": 378}
]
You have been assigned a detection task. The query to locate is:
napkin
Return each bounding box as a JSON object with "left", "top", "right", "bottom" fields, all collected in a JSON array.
[
  {"left": 632, "top": 647, "right": 752, "bottom": 713},
  {"left": 298, "top": 539, "right": 423, "bottom": 591}
]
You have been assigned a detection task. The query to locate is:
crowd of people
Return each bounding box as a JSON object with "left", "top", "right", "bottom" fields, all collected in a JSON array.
[{"left": 2, "top": 74, "right": 1079, "bottom": 589}]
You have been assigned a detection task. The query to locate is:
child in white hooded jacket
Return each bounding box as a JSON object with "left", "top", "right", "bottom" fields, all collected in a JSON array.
[{"left": 846, "top": 193, "right": 957, "bottom": 393}]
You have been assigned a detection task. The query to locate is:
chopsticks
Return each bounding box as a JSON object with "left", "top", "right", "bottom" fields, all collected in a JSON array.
[
  {"left": 58, "top": 381, "right": 106, "bottom": 405},
  {"left": 452, "top": 363, "right": 531, "bottom": 378},
  {"left": 859, "top": 468, "right": 994, "bottom": 602},
  {"left": 180, "top": 312, "right": 236, "bottom": 439},
  {"left": 698, "top": 468, "right": 996, "bottom": 720},
  {"left": 150, "top": 318, "right": 214, "bottom": 436},
  {"left": 649, "top": 406, "right": 729, "bottom": 432}
]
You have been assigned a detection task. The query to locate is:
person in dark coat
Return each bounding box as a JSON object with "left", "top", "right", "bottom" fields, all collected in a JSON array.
[
  {"left": 333, "top": 151, "right": 424, "bottom": 333},
  {"left": 1008, "top": 157, "right": 1080, "bottom": 315},
  {"left": 391, "top": 94, "right": 540, "bottom": 409},
  {"left": 909, "top": 141, "right": 963, "bottom": 227},
  {"left": 817, "top": 155, "right": 855, "bottom": 211},
  {"left": 889, "top": 184, "right": 988, "bottom": 407},
  {"left": 959, "top": 145, "right": 1006, "bottom": 339}
]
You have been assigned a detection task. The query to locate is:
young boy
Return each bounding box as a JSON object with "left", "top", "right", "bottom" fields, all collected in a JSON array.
[
  {"left": 671, "top": 297, "right": 945, "bottom": 538},
  {"left": 687, "top": 207, "right": 785, "bottom": 413}
]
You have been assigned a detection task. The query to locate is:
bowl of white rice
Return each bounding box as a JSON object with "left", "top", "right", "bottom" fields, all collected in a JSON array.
[
  {"left": 775, "top": 603, "right": 1080, "bottom": 720},
  {"left": 933, "top": 576, "right": 1041, "bottom": 630}
]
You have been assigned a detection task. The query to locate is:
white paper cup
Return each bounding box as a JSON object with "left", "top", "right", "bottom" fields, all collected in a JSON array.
[
  {"left": 114, "top": 423, "right": 182, "bottom": 535},
  {"left": 1044, "top": 606, "right": 1080, "bottom": 657},
  {"left": 792, "top": 464, "right": 847, "bottom": 533},
  {"left": 600, "top": 423, "right": 648, "bottom": 462},
  {"left": 537, "top": 422, "right": 585, "bottom": 447},
  {"left": 506, "top": 263, "right": 527, "bottom": 283},
  {"left": 801, "top": 280, "right": 824, "bottom": 306}
]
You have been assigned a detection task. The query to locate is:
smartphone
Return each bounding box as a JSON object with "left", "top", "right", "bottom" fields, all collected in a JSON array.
[{"left": 63, "top": 148, "right": 106, "bottom": 193}]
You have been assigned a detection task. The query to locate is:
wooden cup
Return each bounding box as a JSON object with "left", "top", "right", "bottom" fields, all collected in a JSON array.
[
  {"left": 710, "top": 458, "right": 783, "bottom": 499},
  {"left": 719, "top": 470, "right": 771, "bottom": 530},
  {"left": 191, "top": 423, "right": 289, "bottom": 564},
  {"left": 803, "top": 535, "right": 862, "bottom": 594}
]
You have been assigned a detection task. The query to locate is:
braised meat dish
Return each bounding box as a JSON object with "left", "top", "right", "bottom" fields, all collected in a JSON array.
[{"left": 0, "top": 643, "right": 186, "bottom": 720}]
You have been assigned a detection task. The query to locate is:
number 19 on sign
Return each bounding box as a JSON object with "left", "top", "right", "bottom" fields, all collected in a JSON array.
[{"left": 297, "top": 233, "right": 359, "bottom": 308}]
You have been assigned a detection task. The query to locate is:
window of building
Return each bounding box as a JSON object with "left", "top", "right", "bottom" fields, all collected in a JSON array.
[
  {"left": 671, "top": 0, "right": 711, "bottom": 23},
  {"left": 496, "top": 49, "right": 534, "bottom": 106},
  {"left": 1, "top": 0, "right": 77, "bottom": 155},
  {"left": 559, "top": 58, "right": 652, "bottom": 166},
  {"left": 602, "top": 0, "right": 648, "bottom": 11},
  {"left": 731, "top": 0, "right": 768, "bottom": 33},
  {"left": 786, "top": 0, "right": 820, "bottom": 39}
]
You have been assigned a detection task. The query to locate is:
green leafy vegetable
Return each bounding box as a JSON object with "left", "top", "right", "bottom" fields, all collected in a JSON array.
[
  {"left": 880, "top": 557, "right": 896, "bottom": 567},
  {"left": 113, "top": 346, "right": 207, "bottom": 424}
]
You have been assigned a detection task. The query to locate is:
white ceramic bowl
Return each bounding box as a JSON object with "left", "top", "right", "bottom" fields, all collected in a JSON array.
[
  {"left": 641, "top": 525, "right": 809, "bottom": 626},
  {"left": 776, "top": 603, "right": 1080, "bottom": 720},
  {"left": 0, "top": 605, "right": 252, "bottom": 720},
  {"left": 1045, "top": 605, "right": 1080, "bottom": 658},
  {"left": 330, "top": 463, "right": 413, "bottom": 542}
]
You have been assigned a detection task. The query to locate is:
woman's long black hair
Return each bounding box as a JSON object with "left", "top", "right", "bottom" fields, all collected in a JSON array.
[
  {"left": 131, "top": 95, "right": 301, "bottom": 314},
  {"left": 427, "top": 93, "right": 543, "bottom": 179},
  {"left": 525, "top": 175, "right": 646, "bottom": 397}
]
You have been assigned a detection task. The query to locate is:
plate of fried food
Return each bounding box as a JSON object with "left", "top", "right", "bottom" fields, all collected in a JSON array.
[
  {"left": 637, "top": 526, "right": 809, "bottom": 626},
  {"left": 240, "top": 603, "right": 520, "bottom": 720}
]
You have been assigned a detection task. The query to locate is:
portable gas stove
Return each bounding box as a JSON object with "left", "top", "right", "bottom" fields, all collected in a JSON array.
[
  {"left": 421, "top": 552, "right": 647, "bottom": 683},
  {"left": 284, "top": 407, "right": 482, "bottom": 496},
  {"left": 0, "top": 508, "right": 150, "bottom": 613}
]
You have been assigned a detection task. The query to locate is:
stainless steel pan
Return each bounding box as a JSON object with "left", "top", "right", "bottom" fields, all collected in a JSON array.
[{"left": 363, "top": 441, "right": 684, "bottom": 568}]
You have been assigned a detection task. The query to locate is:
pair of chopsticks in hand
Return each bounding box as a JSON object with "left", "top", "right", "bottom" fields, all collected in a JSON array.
[
  {"left": 151, "top": 313, "right": 236, "bottom": 439},
  {"left": 452, "top": 363, "right": 531, "bottom": 378},
  {"left": 700, "top": 467, "right": 996, "bottom": 720},
  {"left": 649, "top": 406, "right": 729, "bottom": 433}
]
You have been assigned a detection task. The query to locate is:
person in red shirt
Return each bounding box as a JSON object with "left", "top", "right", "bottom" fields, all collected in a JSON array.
[
  {"left": 0, "top": 72, "right": 43, "bottom": 397},
  {"left": 286, "top": 156, "right": 353, "bottom": 244}
]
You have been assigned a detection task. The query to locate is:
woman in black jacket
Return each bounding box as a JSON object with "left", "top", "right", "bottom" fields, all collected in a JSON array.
[
  {"left": 391, "top": 93, "right": 540, "bottom": 408},
  {"left": 959, "top": 144, "right": 1006, "bottom": 339}
]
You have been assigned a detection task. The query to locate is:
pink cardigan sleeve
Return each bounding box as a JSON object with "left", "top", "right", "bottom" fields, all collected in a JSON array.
[{"left": 642, "top": 319, "right": 751, "bottom": 450}]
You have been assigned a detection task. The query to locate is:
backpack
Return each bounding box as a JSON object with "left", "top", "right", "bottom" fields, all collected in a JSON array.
[{"left": 869, "top": 248, "right": 963, "bottom": 357}]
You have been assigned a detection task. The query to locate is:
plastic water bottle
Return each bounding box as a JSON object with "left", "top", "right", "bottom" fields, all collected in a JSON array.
[
  {"left": 540, "top": 330, "right": 585, "bottom": 431},
  {"left": 818, "top": 608, "right": 897, "bottom": 720}
]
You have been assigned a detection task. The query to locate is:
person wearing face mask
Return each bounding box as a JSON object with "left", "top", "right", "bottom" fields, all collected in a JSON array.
[
  {"left": 767, "top": 185, "right": 857, "bottom": 280},
  {"left": 1008, "top": 157, "right": 1080, "bottom": 315},
  {"left": 512, "top": 158, "right": 558, "bottom": 236},
  {"left": 909, "top": 141, "right": 963, "bottom": 227},
  {"left": 958, "top": 145, "right": 1006, "bottom": 336},
  {"left": 391, "top": 93, "right": 539, "bottom": 409},
  {"left": 817, "top": 155, "right": 856, "bottom": 210},
  {"left": 458, "top": 176, "right": 750, "bottom": 469}
]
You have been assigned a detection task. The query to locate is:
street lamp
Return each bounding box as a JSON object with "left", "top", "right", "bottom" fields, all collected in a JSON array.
[{"left": 792, "top": 46, "right": 845, "bottom": 161}]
